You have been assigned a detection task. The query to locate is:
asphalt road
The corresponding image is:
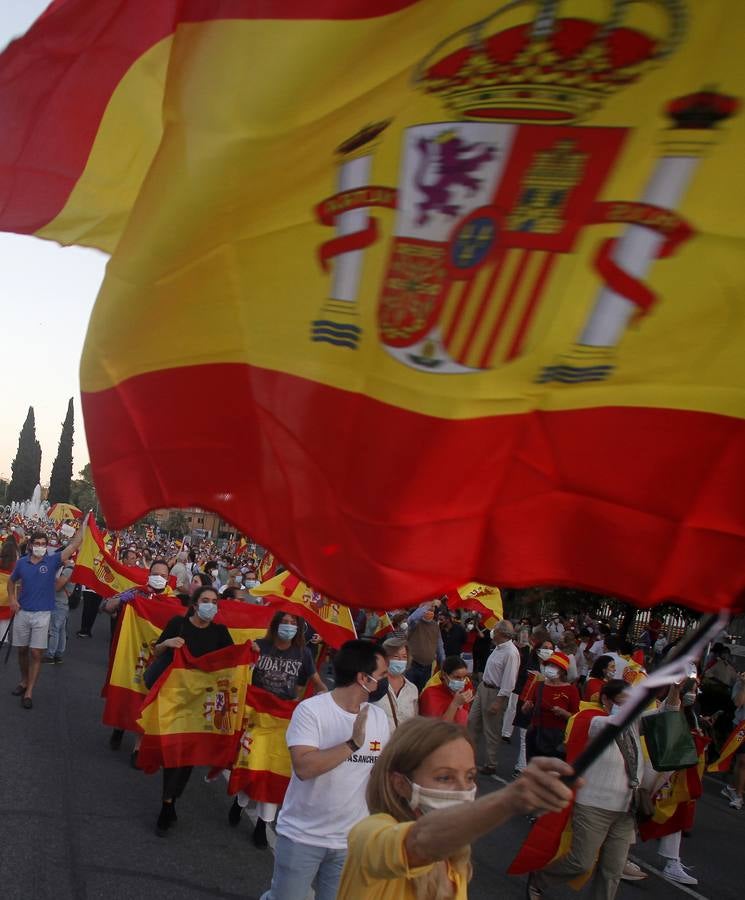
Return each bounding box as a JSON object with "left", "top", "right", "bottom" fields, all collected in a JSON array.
[{"left": 1, "top": 615, "right": 741, "bottom": 900}]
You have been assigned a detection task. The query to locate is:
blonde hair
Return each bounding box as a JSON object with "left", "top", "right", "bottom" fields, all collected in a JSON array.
[{"left": 367, "top": 718, "right": 473, "bottom": 900}]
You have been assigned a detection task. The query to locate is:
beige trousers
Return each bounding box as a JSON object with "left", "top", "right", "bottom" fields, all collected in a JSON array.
[
  {"left": 467, "top": 682, "right": 505, "bottom": 767},
  {"left": 532, "top": 803, "right": 636, "bottom": 900}
]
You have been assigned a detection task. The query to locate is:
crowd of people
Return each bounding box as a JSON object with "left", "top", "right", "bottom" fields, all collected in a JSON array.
[{"left": 2, "top": 513, "right": 744, "bottom": 899}]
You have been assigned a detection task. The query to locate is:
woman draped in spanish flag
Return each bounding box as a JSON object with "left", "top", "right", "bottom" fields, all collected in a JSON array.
[
  {"left": 521, "top": 653, "right": 580, "bottom": 761},
  {"left": 583, "top": 654, "right": 616, "bottom": 703},
  {"left": 227, "top": 611, "right": 327, "bottom": 848},
  {"left": 143, "top": 585, "right": 234, "bottom": 836},
  {"left": 419, "top": 655, "right": 474, "bottom": 725}
]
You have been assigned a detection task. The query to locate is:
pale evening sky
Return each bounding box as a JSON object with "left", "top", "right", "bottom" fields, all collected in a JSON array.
[{"left": 1, "top": 1, "right": 107, "bottom": 483}]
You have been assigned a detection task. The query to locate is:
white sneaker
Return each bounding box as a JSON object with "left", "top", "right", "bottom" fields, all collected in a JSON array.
[
  {"left": 662, "top": 859, "right": 699, "bottom": 885},
  {"left": 721, "top": 785, "right": 738, "bottom": 801},
  {"left": 729, "top": 795, "right": 743, "bottom": 810},
  {"left": 621, "top": 861, "right": 648, "bottom": 881}
]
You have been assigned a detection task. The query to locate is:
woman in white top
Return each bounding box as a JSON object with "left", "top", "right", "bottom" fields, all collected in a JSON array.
[{"left": 374, "top": 636, "right": 418, "bottom": 731}]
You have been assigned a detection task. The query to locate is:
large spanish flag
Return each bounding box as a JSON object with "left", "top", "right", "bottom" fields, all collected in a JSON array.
[
  {"left": 137, "top": 642, "right": 256, "bottom": 773},
  {"left": 2, "top": 3, "right": 745, "bottom": 612},
  {"left": 103, "top": 594, "right": 276, "bottom": 731},
  {"left": 227, "top": 685, "right": 297, "bottom": 803}
]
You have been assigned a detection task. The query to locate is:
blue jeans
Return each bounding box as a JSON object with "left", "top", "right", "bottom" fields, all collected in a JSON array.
[
  {"left": 260, "top": 833, "right": 346, "bottom": 900},
  {"left": 47, "top": 600, "right": 69, "bottom": 658}
]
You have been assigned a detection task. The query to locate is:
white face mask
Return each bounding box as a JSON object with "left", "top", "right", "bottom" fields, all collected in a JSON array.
[
  {"left": 148, "top": 574, "right": 167, "bottom": 591},
  {"left": 197, "top": 601, "right": 218, "bottom": 622},
  {"left": 32, "top": 545, "right": 47, "bottom": 558},
  {"left": 466, "top": 623, "right": 474, "bottom": 632},
  {"left": 543, "top": 665, "right": 560, "bottom": 680},
  {"left": 610, "top": 703, "right": 623, "bottom": 717},
  {"left": 407, "top": 779, "right": 477, "bottom": 815},
  {"left": 538, "top": 648, "right": 553, "bottom": 661},
  {"left": 399, "top": 621, "right": 408, "bottom": 632}
]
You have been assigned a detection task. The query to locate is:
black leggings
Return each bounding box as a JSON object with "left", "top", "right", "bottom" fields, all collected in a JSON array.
[{"left": 162, "top": 766, "right": 193, "bottom": 801}]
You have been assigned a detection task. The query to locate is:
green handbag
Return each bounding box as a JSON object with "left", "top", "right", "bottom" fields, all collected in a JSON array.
[{"left": 641, "top": 710, "right": 698, "bottom": 771}]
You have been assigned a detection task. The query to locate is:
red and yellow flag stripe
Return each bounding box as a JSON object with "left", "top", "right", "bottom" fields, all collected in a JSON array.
[
  {"left": 0, "top": 568, "right": 11, "bottom": 621},
  {"left": 72, "top": 518, "right": 158, "bottom": 599},
  {"left": 446, "top": 583, "right": 503, "bottom": 629},
  {"left": 103, "top": 595, "right": 275, "bottom": 732},
  {"left": 250, "top": 571, "right": 357, "bottom": 647},
  {"left": 639, "top": 733, "right": 709, "bottom": 841},
  {"left": 227, "top": 685, "right": 297, "bottom": 803},
  {"left": 708, "top": 721, "right": 745, "bottom": 773},
  {"left": 2, "top": 3, "right": 745, "bottom": 613},
  {"left": 137, "top": 641, "right": 256, "bottom": 773}
]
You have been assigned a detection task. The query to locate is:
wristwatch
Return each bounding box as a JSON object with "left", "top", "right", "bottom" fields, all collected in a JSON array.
[{"left": 346, "top": 738, "right": 360, "bottom": 752}]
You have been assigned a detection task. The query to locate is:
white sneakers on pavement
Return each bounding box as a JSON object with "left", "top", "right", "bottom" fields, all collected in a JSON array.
[
  {"left": 721, "top": 784, "right": 738, "bottom": 801},
  {"left": 620, "top": 861, "right": 648, "bottom": 882},
  {"left": 662, "top": 859, "right": 699, "bottom": 885},
  {"left": 729, "top": 795, "right": 743, "bottom": 810}
]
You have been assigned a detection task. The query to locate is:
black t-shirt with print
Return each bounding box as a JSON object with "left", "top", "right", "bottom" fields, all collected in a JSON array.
[
  {"left": 251, "top": 637, "right": 316, "bottom": 700},
  {"left": 156, "top": 615, "right": 233, "bottom": 666}
]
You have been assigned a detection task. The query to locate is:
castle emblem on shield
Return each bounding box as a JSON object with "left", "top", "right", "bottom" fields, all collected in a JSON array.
[{"left": 312, "top": 0, "right": 738, "bottom": 381}]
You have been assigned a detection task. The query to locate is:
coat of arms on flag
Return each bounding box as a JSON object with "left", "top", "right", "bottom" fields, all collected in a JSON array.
[{"left": 314, "top": 0, "right": 735, "bottom": 383}]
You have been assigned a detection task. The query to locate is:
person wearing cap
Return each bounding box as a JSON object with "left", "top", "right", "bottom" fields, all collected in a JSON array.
[{"left": 521, "top": 652, "right": 580, "bottom": 761}]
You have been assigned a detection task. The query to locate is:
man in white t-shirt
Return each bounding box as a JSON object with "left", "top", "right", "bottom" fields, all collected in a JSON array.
[{"left": 260, "top": 639, "right": 390, "bottom": 900}]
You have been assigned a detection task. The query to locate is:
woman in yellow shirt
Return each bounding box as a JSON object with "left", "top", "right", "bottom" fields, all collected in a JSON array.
[{"left": 337, "top": 717, "right": 574, "bottom": 900}]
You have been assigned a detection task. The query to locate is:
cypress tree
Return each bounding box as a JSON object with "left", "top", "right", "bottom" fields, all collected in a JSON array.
[
  {"left": 7, "top": 407, "right": 41, "bottom": 502},
  {"left": 48, "top": 398, "right": 75, "bottom": 503}
]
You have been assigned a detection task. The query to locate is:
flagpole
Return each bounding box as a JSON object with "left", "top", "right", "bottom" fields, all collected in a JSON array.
[{"left": 565, "top": 611, "right": 725, "bottom": 785}]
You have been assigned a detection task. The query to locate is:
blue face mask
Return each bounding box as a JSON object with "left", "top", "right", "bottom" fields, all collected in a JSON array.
[
  {"left": 197, "top": 601, "right": 218, "bottom": 622},
  {"left": 388, "top": 659, "right": 407, "bottom": 676},
  {"left": 448, "top": 678, "right": 466, "bottom": 693},
  {"left": 277, "top": 623, "right": 298, "bottom": 641}
]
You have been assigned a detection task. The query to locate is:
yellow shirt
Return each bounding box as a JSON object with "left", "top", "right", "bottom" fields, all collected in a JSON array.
[{"left": 336, "top": 813, "right": 468, "bottom": 900}]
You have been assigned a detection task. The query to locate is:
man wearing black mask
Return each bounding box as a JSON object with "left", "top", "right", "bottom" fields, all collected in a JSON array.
[
  {"left": 439, "top": 611, "right": 467, "bottom": 656},
  {"left": 261, "top": 640, "right": 390, "bottom": 900}
]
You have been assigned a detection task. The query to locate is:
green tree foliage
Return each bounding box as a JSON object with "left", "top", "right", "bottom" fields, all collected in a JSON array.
[
  {"left": 7, "top": 407, "right": 41, "bottom": 502},
  {"left": 48, "top": 398, "right": 75, "bottom": 504},
  {"left": 70, "top": 463, "right": 99, "bottom": 516},
  {"left": 165, "top": 510, "right": 189, "bottom": 537}
]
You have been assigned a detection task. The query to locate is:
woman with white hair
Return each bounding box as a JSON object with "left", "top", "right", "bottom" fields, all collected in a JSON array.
[{"left": 373, "top": 636, "right": 419, "bottom": 731}]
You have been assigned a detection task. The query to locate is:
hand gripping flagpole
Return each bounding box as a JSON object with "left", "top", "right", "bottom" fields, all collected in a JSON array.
[{"left": 564, "top": 610, "right": 728, "bottom": 786}]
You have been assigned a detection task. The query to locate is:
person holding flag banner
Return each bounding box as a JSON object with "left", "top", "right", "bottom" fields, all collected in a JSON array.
[
  {"left": 136, "top": 587, "right": 254, "bottom": 836},
  {"left": 227, "top": 610, "right": 328, "bottom": 848}
]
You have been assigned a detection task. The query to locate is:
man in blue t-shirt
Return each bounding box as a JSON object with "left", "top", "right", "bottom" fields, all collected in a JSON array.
[{"left": 8, "top": 518, "right": 86, "bottom": 709}]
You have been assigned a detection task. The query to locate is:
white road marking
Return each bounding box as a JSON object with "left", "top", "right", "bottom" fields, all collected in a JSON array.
[{"left": 628, "top": 855, "right": 709, "bottom": 900}]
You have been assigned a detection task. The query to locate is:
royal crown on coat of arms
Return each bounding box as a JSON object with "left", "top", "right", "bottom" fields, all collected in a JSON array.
[
  {"left": 312, "top": 0, "right": 738, "bottom": 382},
  {"left": 413, "top": 0, "right": 686, "bottom": 124}
]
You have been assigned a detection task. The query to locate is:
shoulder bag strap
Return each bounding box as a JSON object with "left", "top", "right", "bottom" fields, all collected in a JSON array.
[{"left": 387, "top": 689, "right": 400, "bottom": 728}]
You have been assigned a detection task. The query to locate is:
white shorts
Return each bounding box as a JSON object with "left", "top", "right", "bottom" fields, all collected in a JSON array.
[{"left": 12, "top": 609, "right": 52, "bottom": 649}]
